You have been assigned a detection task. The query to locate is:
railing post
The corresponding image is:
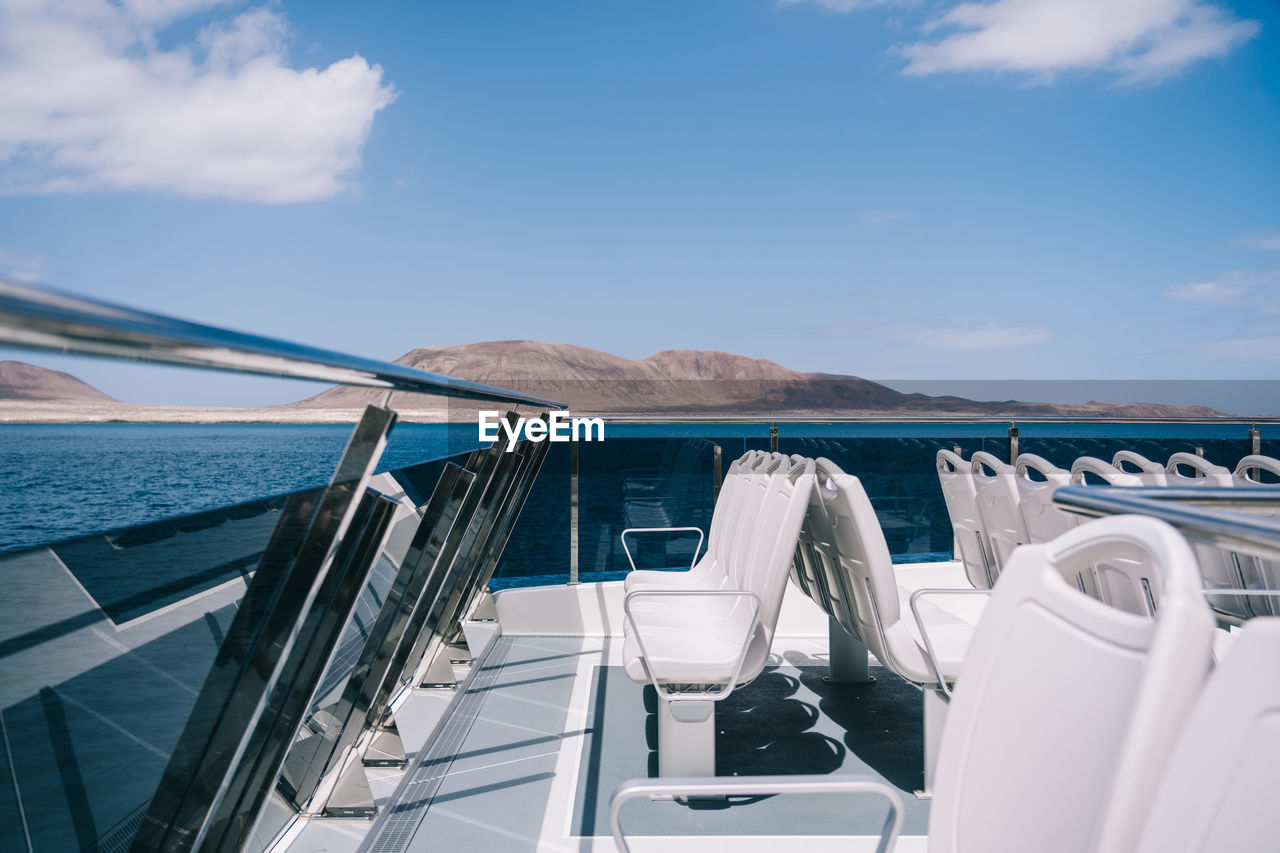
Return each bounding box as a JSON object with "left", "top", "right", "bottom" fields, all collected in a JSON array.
[
  {"left": 1008, "top": 423, "right": 1019, "bottom": 465},
  {"left": 1251, "top": 425, "right": 1261, "bottom": 455},
  {"left": 769, "top": 424, "right": 779, "bottom": 453},
  {"left": 712, "top": 444, "right": 723, "bottom": 504},
  {"left": 569, "top": 439, "right": 579, "bottom": 585}
]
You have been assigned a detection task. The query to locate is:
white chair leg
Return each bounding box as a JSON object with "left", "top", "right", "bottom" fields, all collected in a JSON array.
[
  {"left": 918, "top": 687, "right": 949, "bottom": 799},
  {"left": 658, "top": 698, "right": 716, "bottom": 777},
  {"left": 827, "top": 617, "right": 875, "bottom": 683}
]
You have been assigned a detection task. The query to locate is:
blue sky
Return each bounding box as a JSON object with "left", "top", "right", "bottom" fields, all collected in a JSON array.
[{"left": 0, "top": 0, "right": 1277, "bottom": 407}]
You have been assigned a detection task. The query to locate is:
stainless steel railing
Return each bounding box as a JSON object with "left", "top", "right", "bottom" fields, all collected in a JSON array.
[
  {"left": 0, "top": 279, "right": 565, "bottom": 409},
  {"left": 1053, "top": 485, "right": 1280, "bottom": 562}
]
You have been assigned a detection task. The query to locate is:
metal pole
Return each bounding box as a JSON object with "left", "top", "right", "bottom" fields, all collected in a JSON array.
[
  {"left": 712, "top": 444, "right": 723, "bottom": 504},
  {"left": 1251, "top": 426, "right": 1261, "bottom": 455},
  {"left": 769, "top": 424, "right": 779, "bottom": 453},
  {"left": 1008, "top": 423, "right": 1019, "bottom": 465},
  {"left": 569, "top": 440, "right": 579, "bottom": 585}
]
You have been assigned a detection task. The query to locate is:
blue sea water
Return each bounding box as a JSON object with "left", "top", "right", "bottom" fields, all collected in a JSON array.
[
  {"left": 0, "top": 420, "right": 1271, "bottom": 555},
  {"left": 0, "top": 422, "right": 483, "bottom": 554}
]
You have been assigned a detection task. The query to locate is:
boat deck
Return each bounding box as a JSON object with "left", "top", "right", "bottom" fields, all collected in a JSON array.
[{"left": 280, "top": 564, "right": 981, "bottom": 853}]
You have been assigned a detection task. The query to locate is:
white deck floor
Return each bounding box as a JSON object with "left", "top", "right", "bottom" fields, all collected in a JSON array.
[{"left": 273, "top": 563, "right": 977, "bottom": 853}]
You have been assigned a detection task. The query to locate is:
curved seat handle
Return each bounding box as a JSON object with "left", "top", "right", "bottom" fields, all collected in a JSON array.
[
  {"left": 1167, "top": 452, "right": 1231, "bottom": 480},
  {"left": 1234, "top": 454, "right": 1280, "bottom": 484},
  {"left": 1072, "top": 456, "right": 1142, "bottom": 487},
  {"left": 1113, "top": 450, "right": 1164, "bottom": 477},
  {"left": 971, "top": 450, "right": 1013, "bottom": 480},
  {"left": 937, "top": 448, "right": 967, "bottom": 474},
  {"left": 1044, "top": 516, "right": 1202, "bottom": 599},
  {"left": 1016, "top": 453, "right": 1068, "bottom": 482}
]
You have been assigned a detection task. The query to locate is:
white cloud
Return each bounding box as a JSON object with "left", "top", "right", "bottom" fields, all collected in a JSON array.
[
  {"left": 1232, "top": 229, "right": 1280, "bottom": 251},
  {"left": 1165, "top": 268, "right": 1280, "bottom": 362},
  {"left": 0, "top": 247, "right": 46, "bottom": 282},
  {"left": 777, "top": 0, "right": 892, "bottom": 11},
  {"left": 860, "top": 209, "right": 910, "bottom": 223},
  {"left": 0, "top": 1, "right": 397, "bottom": 203},
  {"left": 1201, "top": 334, "right": 1280, "bottom": 362},
  {"left": 879, "top": 321, "right": 1050, "bottom": 349},
  {"left": 1164, "top": 268, "right": 1280, "bottom": 314},
  {"left": 899, "top": 0, "right": 1259, "bottom": 84}
]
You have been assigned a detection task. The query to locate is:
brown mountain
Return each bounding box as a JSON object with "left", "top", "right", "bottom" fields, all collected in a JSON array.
[
  {"left": 288, "top": 341, "right": 1227, "bottom": 418},
  {"left": 0, "top": 361, "right": 116, "bottom": 402}
]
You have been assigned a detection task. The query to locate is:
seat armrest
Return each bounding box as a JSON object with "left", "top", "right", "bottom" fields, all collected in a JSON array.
[
  {"left": 620, "top": 526, "right": 706, "bottom": 572},
  {"left": 908, "top": 587, "right": 993, "bottom": 697},
  {"left": 610, "top": 774, "right": 905, "bottom": 853},
  {"left": 623, "top": 588, "right": 759, "bottom": 700}
]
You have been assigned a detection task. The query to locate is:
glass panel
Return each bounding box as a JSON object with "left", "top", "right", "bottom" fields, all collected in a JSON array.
[
  {"left": 489, "top": 422, "right": 1274, "bottom": 589},
  {"left": 132, "top": 405, "right": 395, "bottom": 853},
  {"left": 276, "top": 460, "right": 476, "bottom": 815},
  {"left": 0, "top": 503, "right": 283, "bottom": 853},
  {"left": 396, "top": 442, "right": 533, "bottom": 687}
]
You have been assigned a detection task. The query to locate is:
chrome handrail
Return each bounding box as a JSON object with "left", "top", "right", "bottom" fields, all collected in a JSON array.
[
  {"left": 1052, "top": 485, "right": 1280, "bottom": 562},
  {"left": 609, "top": 774, "right": 905, "bottom": 853},
  {"left": 0, "top": 279, "right": 565, "bottom": 408}
]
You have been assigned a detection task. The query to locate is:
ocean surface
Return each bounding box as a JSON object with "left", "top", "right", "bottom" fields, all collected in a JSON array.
[{"left": 0, "top": 420, "right": 1270, "bottom": 558}]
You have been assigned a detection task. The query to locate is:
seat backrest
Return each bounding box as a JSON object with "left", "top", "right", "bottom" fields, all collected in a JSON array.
[
  {"left": 937, "top": 450, "right": 993, "bottom": 589},
  {"left": 707, "top": 452, "right": 755, "bottom": 564},
  {"left": 928, "top": 516, "right": 1216, "bottom": 853},
  {"left": 1113, "top": 451, "right": 1168, "bottom": 486},
  {"left": 970, "top": 451, "right": 1026, "bottom": 577},
  {"left": 738, "top": 457, "right": 815, "bottom": 661},
  {"left": 809, "top": 458, "right": 934, "bottom": 676},
  {"left": 720, "top": 452, "right": 783, "bottom": 576},
  {"left": 1165, "top": 453, "right": 1249, "bottom": 620},
  {"left": 1015, "top": 454, "right": 1075, "bottom": 545},
  {"left": 791, "top": 455, "right": 839, "bottom": 609},
  {"left": 1067, "top": 457, "right": 1145, "bottom": 606},
  {"left": 1130, "top": 617, "right": 1280, "bottom": 853}
]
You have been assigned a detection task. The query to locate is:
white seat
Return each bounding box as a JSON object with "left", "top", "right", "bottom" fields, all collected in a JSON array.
[
  {"left": 798, "top": 457, "right": 985, "bottom": 789},
  {"left": 930, "top": 516, "right": 1217, "bottom": 853},
  {"left": 1166, "top": 452, "right": 1251, "bottom": 622},
  {"left": 610, "top": 516, "right": 1222, "bottom": 853},
  {"left": 623, "top": 450, "right": 768, "bottom": 593},
  {"left": 936, "top": 450, "right": 994, "bottom": 589},
  {"left": 1232, "top": 455, "right": 1280, "bottom": 616},
  {"left": 1015, "top": 453, "right": 1074, "bottom": 544},
  {"left": 1113, "top": 450, "right": 1168, "bottom": 485},
  {"left": 1132, "top": 617, "right": 1280, "bottom": 853},
  {"left": 970, "top": 451, "right": 1026, "bottom": 578},
  {"left": 621, "top": 456, "right": 815, "bottom": 776}
]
